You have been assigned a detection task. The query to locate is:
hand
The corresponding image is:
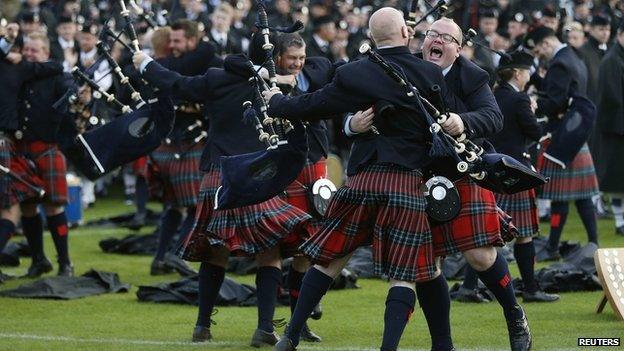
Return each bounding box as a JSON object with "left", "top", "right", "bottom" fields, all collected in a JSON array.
[
  {"left": 132, "top": 50, "right": 148, "bottom": 70},
  {"left": 530, "top": 96, "right": 538, "bottom": 113},
  {"left": 262, "top": 87, "right": 283, "bottom": 102},
  {"left": 440, "top": 112, "right": 465, "bottom": 136},
  {"left": 78, "top": 84, "right": 92, "bottom": 105},
  {"left": 349, "top": 108, "right": 374, "bottom": 133},
  {"left": 276, "top": 74, "right": 296, "bottom": 87},
  {"left": 6, "top": 52, "right": 22, "bottom": 65},
  {"left": 6, "top": 23, "right": 19, "bottom": 42}
]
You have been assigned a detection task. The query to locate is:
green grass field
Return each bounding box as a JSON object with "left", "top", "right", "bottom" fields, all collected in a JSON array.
[{"left": 0, "top": 192, "right": 622, "bottom": 351}]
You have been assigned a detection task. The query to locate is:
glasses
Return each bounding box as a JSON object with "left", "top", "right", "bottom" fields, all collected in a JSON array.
[{"left": 425, "top": 30, "right": 461, "bottom": 45}]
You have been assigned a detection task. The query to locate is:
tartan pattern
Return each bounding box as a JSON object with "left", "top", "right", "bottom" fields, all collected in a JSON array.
[
  {"left": 131, "top": 156, "right": 148, "bottom": 178},
  {"left": 300, "top": 164, "right": 437, "bottom": 283},
  {"left": 148, "top": 140, "right": 204, "bottom": 207},
  {"left": 284, "top": 158, "right": 327, "bottom": 233},
  {"left": 495, "top": 189, "right": 539, "bottom": 238},
  {"left": 0, "top": 136, "right": 44, "bottom": 209},
  {"left": 537, "top": 143, "right": 599, "bottom": 201},
  {"left": 179, "top": 164, "right": 313, "bottom": 262},
  {"left": 431, "top": 177, "right": 503, "bottom": 257},
  {"left": 16, "top": 140, "right": 68, "bottom": 205}
]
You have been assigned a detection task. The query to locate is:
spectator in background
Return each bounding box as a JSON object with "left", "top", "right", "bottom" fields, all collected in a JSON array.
[
  {"left": 305, "top": 15, "right": 337, "bottom": 62},
  {"left": 19, "top": 12, "right": 44, "bottom": 36},
  {"left": 474, "top": 8, "right": 499, "bottom": 81},
  {"left": 507, "top": 12, "right": 530, "bottom": 50},
  {"left": 17, "top": 0, "right": 56, "bottom": 32},
  {"left": 538, "top": 6, "right": 561, "bottom": 35},
  {"left": 579, "top": 15, "right": 611, "bottom": 104},
  {"left": 269, "top": 0, "right": 293, "bottom": 28},
  {"left": 563, "top": 21, "right": 586, "bottom": 52},
  {"left": 49, "top": 15, "right": 78, "bottom": 72},
  {"left": 207, "top": 2, "right": 242, "bottom": 58}
]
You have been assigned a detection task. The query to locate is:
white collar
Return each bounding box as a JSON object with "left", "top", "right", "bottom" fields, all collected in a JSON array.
[
  {"left": 211, "top": 28, "right": 227, "bottom": 42},
  {"left": 313, "top": 34, "right": 329, "bottom": 48},
  {"left": 552, "top": 43, "right": 567, "bottom": 58},
  {"left": 442, "top": 64, "right": 453, "bottom": 76},
  {"left": 58, "top": 37, "right": 74, "bottom": 50},
  {"left": 508, "top": 81, "right": 521, "bottom": 92},
  {"left": 80, "top": 47, "right": 97, "bottom": 60}
]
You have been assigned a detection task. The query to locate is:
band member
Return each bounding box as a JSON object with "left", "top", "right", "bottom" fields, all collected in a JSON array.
[
  {"left": 16, "top": 32, "right": 76, "bottom": 277},
  {"left": 206, "top": 3, "right": 243, "bottom": 58},
  {"left": 263, "top": 8, "right": 455, "bottom": 351},
  {"left": 524, "top": 26, "right": 599, "bottom": 261},
  {"left": 489, "top": 50, "right": 559, "bottom": 302},
  {"left": 50, "top": 15, "right": 79, "bottom": 72},
  {"left": 147, "top": 19, "right": 221, "bottom": 275},
  {"left": 132, "top": 33, "right": 315, "bottom": 346}
]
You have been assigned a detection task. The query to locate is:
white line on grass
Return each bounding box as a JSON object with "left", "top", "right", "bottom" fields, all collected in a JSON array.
[{"left": 0, "top": 333, "right": 512, "bottom": 351}]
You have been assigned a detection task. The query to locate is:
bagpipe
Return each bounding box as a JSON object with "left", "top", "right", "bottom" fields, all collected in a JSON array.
[
  {"left": 0, "top": 160, "right": 46, "bottom": 198},
  {"left": 213, "top": 1, "right": 309, "bottom": 210},
  {"left": 57, "top": 0, "right": 174, "bottom": 180},
  {"left": 358, "top": 44, "right": 547, "bottom": 221},
  {"left": 407, "top": 0, "right": 448, "bottom": 30}
]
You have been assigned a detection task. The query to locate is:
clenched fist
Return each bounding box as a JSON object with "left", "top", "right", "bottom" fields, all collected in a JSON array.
[
  {"left": 440, "top": 112, "right": 465, "bottom": 136},
  {"left": 132, "top": 50, "right": 148, "bottom": 70}
]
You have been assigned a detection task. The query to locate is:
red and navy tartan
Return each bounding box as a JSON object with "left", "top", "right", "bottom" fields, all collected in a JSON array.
[
  {"left": 179, "top": 164, "right": 313, "bottom": 262},
  {"left": 537, "top": 143, "right": 599, "bottom": 201},
  {"left": 283, "top": 158, "right": 327, "bottom": 233},
  {"left": 0, "top": 136, "right": 44, "bottom": 209},
  {"left": 148, "top": 140, "right": 204, "bottom": 207},
  {"left": 300, "top": 164, "right": 437, "bottom": 283},
  {"left": 431, "top": 177, "right": 503, "bottom": 257},
  {"left": 495, "top": 189, "right": 539, "bottom": 238},
  {"left": 15, "top": 140, "right": 68, "bottom": 205}
]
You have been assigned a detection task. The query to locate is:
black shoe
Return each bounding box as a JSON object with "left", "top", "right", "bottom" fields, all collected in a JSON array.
[
  {"left": 616, "top": 226, "right": 624, "bottom": 236},
  {"left": 126, "top": 212, "right": 146, "bottom": 231},
  {"left": 300, "top": 323, "right": 322, "bottom": 343},
  {"left": 523, "top": 290, "right": 560, "bottom": 303},
  {"left": 25, "top": 257, "right": 53, "bottom": 278},
  {"left": 192, "top": 326, "right": 212, "bottom": 342},
  {"left": 150, "top": 259, "right": 174, "bottom": 275},
  {"left": 537, "top": 248, "right": 561, "bottom": 262},
  {"left": 250, "top": 328, "right": 280, "bottom": 347},
  {"left": 58, "top": 262, "right": 74, "bottom": 277},
  {"left": 273, "top": 336, "right": 296, "bottom": 351},
  {"left": 310, "top": 303, "right": 323, "bottom": 320},
  {"left": 506, "top": 306, "right": 532, "bottom": 351},
  {"left": 454, "top": 287, "right": 491, "bottom": 303}
]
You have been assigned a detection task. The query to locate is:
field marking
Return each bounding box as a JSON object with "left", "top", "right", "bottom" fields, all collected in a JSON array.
[{"left": 0, "top": 332, "right": 519, "bottom": 351}]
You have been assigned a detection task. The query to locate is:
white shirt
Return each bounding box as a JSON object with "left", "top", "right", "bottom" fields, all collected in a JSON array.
[
  {"left": 313, "top": 34, "right": 329, "bottom": 51},
  {"left": 58, "top": 37, "right": 75, "bottom": 50},
  {"left": 211, "top": 28, "right": 228, "bottom": 47}
]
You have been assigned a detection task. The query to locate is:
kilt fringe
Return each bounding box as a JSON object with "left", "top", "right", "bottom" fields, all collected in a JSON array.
[
  {"left": 538, "top": 143, "right": 599, "bottom": 201},
  {"left": 495, "top": 189, "right": 539, "bottom": 238}
]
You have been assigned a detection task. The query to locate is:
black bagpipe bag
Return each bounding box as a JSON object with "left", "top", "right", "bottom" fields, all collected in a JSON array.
[
  {"left": 473, "top": 153, "right": 548, "bottom": 194},
  {"left": 215, "top": 120, "right": 308, "bottom": 210},
  {"left": 543, "top": 95, "right": 596, "bottom": 167},
  {"left": 55, "top": 91, "right": 175, "bottom": 180}
]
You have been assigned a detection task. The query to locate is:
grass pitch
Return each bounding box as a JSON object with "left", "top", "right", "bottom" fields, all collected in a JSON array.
[{"left": 0, "top": 192, "right": 622, "bottom": 351}]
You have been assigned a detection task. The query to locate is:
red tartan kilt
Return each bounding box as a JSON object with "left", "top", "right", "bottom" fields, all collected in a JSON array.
[
  {"left": 132, "top": 156, "right": 148, "bottom": 178},
  {"left": 284, "top": 158, "right": 327, "bottom": 233},
  {"left": 179, "top": 165, "right": 313, "bottom": 262},
  {"left": 1, "top": 137, "right": 44, "bottom": 209},
  {"left": 300, "top": 164, "right": 437, "bottom": 283},
  {"left": 15, "top": 140, "right": 68, "bottom": 205},
  {"left": 495, "top": 189, "right": 539, "bottom": 238},
  {"left": 431, "top": 177, "right": 503, "bottom": 257},
  {"left": 537, "top": 143, "right": 598, "bottom": 201}
]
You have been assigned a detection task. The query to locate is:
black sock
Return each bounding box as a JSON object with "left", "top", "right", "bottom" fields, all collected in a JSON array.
[
  {"left": 380, "top": 286, "right": 415, "bottom": 351},
  {"left": 548, "top": 201, "right": 569, "bottom": 251},
  {"left": 462, "top": 265, "right": 479, "bottom": 290},
  {"left": 287, "top": 267, "right": 334, "bottom": 346},
  {"left": 135, "top": 176, "right": 148, "bottom": 215},
  {"left": 22, "top": 215, "right": 45, "bottom": 261},
  {"left": 288, "top": 267, "right": 305, "bottom": 315},
  {"left": 575, "top": 199, "right": 598, "bottom": 245},
  {"left": 47, "top": 212, "right": 70, "bottom": 265},
  {"left": 196, "top": 262, "right": 226, "bottom": 327},
  {"left": 514, "top": 241, "right": 537, "bottom": 293},
  {"left": 475, "top": 253, "right": 521, "bottom": 321},
  {"left": 255, "top": 266, "right": 282, "bottom": 332},
  {"left": 416, "top": 275, "right": 453, "bottom": 351},
  {"left": 0, "top": 219, "right": 15, "bottom": 252},
  {"left": 155, "top": 208, "right": 183, "bottom": 261}
]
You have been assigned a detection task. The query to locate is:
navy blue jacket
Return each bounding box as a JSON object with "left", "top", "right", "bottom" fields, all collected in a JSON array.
[
  {"left": 490, "top": 82, "right": 542, "bottom": 167},
  {"left": 267, "top": 46, "right": 452, "bottom": 175}
]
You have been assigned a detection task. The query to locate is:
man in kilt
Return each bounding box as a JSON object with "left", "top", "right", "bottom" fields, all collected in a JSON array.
[
  {"left": 1, "top": 24, "right": 63, "bottom": 279},
  {"left": 524, "top": 27, "right": 599, "bottom": 261},
  {"left": 147, "top": 20, "right": 222, "bottom": 275},
  {"left": 133, "top": 32, "right": 320, "bottom": 346},
  {"left": 16, "top": 32, "right": 77, "bottom": 277},
  {"left": 264, "top": 8, "right": 458, "bottom": 351},
  {"left": 488, "top": 50, "right": 559, "bottom": 302}
]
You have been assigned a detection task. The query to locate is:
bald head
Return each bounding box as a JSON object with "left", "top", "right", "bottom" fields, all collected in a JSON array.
[{"left": 369, "top": 7, "right": 409, "bottom": 47}]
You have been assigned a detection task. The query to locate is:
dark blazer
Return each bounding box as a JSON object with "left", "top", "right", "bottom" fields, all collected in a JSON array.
[
  {"left": 206, "top": 30, "right": 244, "bottom": 58},
  {"left": 579, "top": 36, "right": 609, "bottom": 103},
  {"left": 18, "top": 72, "right": 75, "bottom": 143},
  {"left": 267, "top": 46, "right": 453, "bottom": 175},
  {"left": 305, "top": 34, "right": 336, "bottom": 63},
  {"left": 0, "top": 59, "right": 63, "bottom": 132},
  {"left": 49, "top": 38, "right": 80, "bottom": 65},
  {"left": 536, "top": 45, "right": 588, "bottom": 118},
  {"left": 490, "top": 82, "right": 542, "bottom": 167}
]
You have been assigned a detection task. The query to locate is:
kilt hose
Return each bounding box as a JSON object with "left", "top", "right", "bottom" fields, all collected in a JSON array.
[
  {"left": 15, "top": 140, "right": 68, "bottom": 205},
  {"left": 300, "top": 164, "right": 437, "bottom": 283},
  {"left": 495, "top": 189, "right": 539, "bottom": 238},
  {"left": 131, "top": 156, "right": 148, "bottom": 178},
  {"left": 179, "top": 164, "right": 313, "bottom": 262},
  {"left": 284, "top": 158, "right": 327, "bottom": 233},
  {"left": 148, "top": 140, "right": 204, "bottom": 208},
  {"left": 0, "top": 135, "right": 44, "bottom": 209},
  {"left": 431, "top": 177, "right": 503, "bottom": 257},
  {"left": 537, "top": 143, "right": 599, "bottom": 201}
]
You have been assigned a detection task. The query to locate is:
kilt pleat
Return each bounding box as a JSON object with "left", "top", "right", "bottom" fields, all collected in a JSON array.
[
  {"left": 284, "top": 158, "right": 327, "bottom": 233},
  {"left": 431, "top": 177, "right": 503, "bottom": 257},
  {"left": 0, "top": 136, "right": 44, "bottom": 209},
  {"left": 495, "top": 189, "right": 539, "bottom": 238},
  {"left": 16, "top": 140, "right": 68, "bottom": 205},
  {"left": 538, "top": 143, "right": 599, "bottom": 201},
  {"left": 300, "top": 164, "right": 437, "bottom": 283}
]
